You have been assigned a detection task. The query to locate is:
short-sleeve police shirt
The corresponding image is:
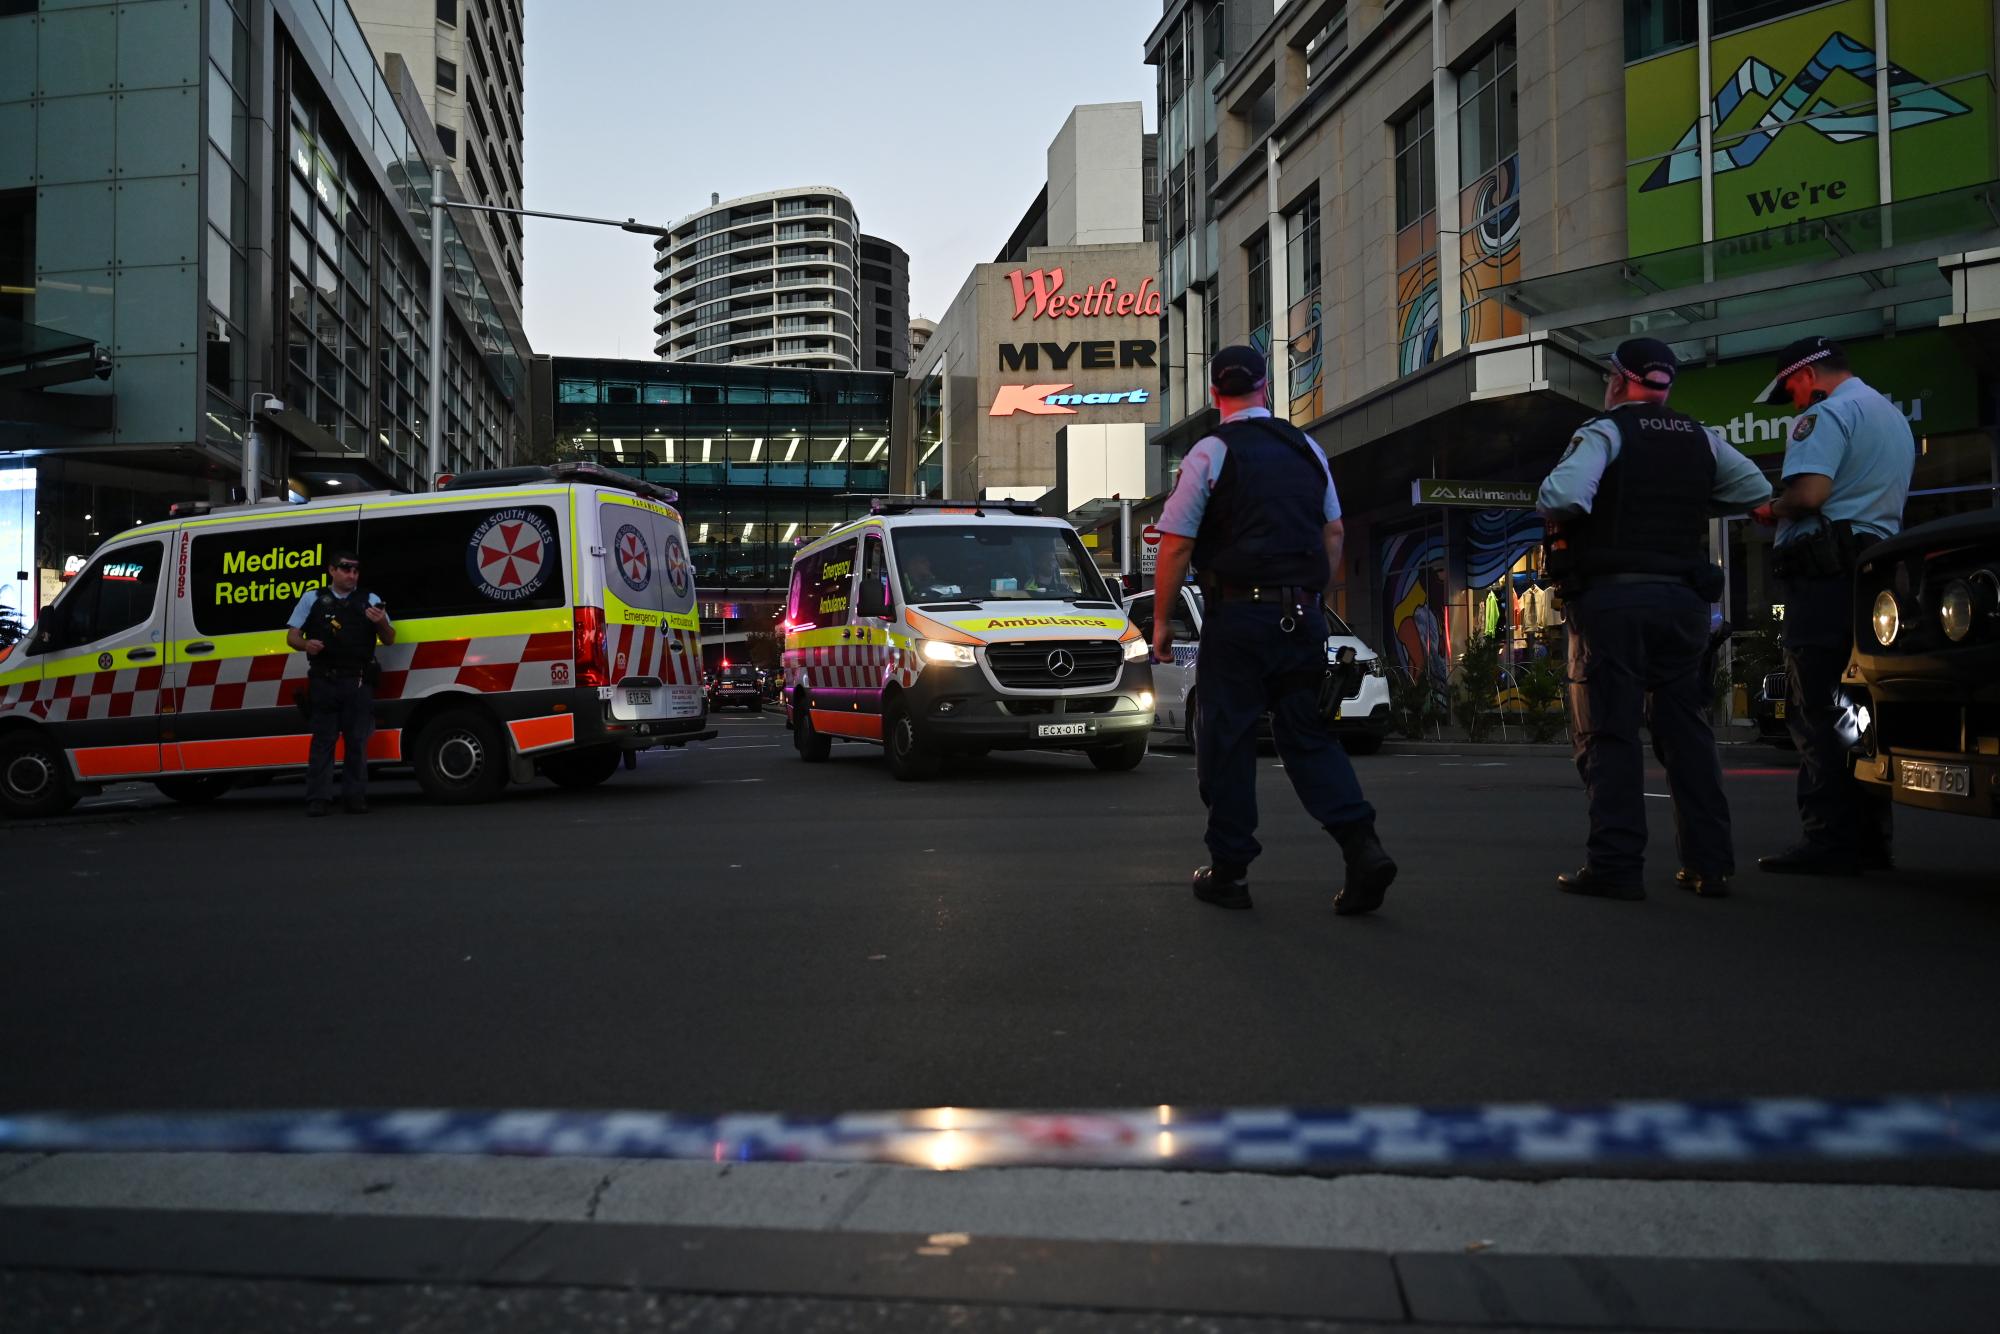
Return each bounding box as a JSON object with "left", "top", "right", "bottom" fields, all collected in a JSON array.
[
  {"left": 1773, "top": 377, "right": 1915, "bottom": 548},
  {"left": 1157, "top": 407, "right": 1341, "bottom": 539}
]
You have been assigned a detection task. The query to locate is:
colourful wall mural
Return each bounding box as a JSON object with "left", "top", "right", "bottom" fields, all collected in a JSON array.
[
  {"left": 1459, "top": 155, "right": 1522, "bottom": 346},
  {"left": 1395, "top": 215, "right": 1441, "bottom": 376},
  {"left": 1380, "top": 525, "right": 1449, "bottom": 701}
]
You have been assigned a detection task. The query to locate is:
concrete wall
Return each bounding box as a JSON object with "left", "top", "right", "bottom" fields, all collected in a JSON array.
[{"left": 1046, "top": 103, "right": 1147, "bottom": 248}]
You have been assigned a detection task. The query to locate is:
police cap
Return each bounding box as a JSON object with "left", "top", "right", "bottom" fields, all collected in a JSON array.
[
  {"left": 1754, "top": 335, "right": 1843, "bottom": 405},
  {"left": 1210, "top": 344, "right": 1267, "bottom": 396},
  {"left": 1607, "top": 337, "right": 1677, "bottom": 391}
]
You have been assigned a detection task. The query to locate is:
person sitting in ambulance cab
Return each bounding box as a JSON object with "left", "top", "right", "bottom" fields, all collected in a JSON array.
[{"left": 285, "top": 550, "right": 394, "bottom": 818}]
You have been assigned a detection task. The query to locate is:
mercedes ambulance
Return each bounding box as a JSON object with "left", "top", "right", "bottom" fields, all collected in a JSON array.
[
  {"left": 0, "top": 462, "right": 713, "bottom": 818},
  {"left": 781, "top": 499, "right": 1154, "bottom": 779}
]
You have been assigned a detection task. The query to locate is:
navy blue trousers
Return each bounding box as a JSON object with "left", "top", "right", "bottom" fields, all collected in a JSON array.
[
  {"left": 1565, "top": 582, "right": 1734, "bottom": 877},
  {"left": 1194, "top": 601, "right": 1374, "bottom": 869},
  {"left": 306, "top": 674, "right": 374, "bottom": 803},
  {"left": 1780, "top": 574, "right": 1892, "bottom": 853}
]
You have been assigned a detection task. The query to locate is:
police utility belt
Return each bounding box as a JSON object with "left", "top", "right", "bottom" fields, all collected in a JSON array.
[
  {"left": 1770, "top": 519, "right": 1868, "bottom": 579},
  {"left": 1199, "top": 579, "right": 1358, "bottom": 723}
]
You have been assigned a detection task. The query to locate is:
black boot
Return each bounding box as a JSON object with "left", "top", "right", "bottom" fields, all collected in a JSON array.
[
  {"left": 1756, "top": 841, "right": 1858, "bottom": 875},
  {"left": 1192, "top": 865, "right": 1252, "bottom": 910},
  {"left": 1556, "top": 866, "right": 1645, "bottom": 900},
  {"left": 1673, "top": 868, "right": 1730, "bottom": 898},
  {"left": 1331, "top": 821, "right": 1395, "bottom": 916}
]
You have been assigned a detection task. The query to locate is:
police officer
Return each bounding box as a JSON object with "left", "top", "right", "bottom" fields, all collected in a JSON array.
[
  {"left": 1537, "top": 338, "right": 1773, "bottom": 900},
  {"left": 285, "top": 550, "right": 394, "bottom": 817},
  {"left": 1151, "top": 345, "right": 1395, "bottom": 915},
  {"left": 1747, "top": 337, "right": 1912, "bottom": 874}
]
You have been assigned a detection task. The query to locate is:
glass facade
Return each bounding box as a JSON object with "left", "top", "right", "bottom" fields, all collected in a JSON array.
[{"left": 548, "top": 358, "right": 899, "bottom": 592}]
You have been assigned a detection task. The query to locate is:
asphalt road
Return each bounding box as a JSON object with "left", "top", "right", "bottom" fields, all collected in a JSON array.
[{"left": 5, "top": 715, "right": 1997, "bottom": 1124}]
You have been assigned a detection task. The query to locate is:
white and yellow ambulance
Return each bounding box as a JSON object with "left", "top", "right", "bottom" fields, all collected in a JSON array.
[
  {"left": 0, "top": 463, "right": 713, "bottom": 817},
  {"left": 781, "top": 499, "right": 1154, "bottom": 779}
]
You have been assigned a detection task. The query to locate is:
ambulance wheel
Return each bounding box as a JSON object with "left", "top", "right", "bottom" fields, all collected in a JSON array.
[
  {"left": 1089, "top": 734, "right": 1150, "bottom": 771},
  {"left": 884, "top": 698, "right": 939, "bottom": 781},
  {"left": 413, "top": 708, "right": 509, "bottom": 804},
  {"left": 793, "top": 696, "right": 831, "bottom": 762},
  {"left": 542, "top": 746, "right": 621, "bottom": 789},
  {"left": 0, "top": 731, "right": 79, "bottom": 819},
  {"left": 155, "top": 775, "right": 233, "bottom": 805}
]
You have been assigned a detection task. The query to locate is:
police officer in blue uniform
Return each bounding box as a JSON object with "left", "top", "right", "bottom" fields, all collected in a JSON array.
[
  {"left": 286, "top": 550, "right": 394, "bottom": 817},
  {"left": 1151, "top": 345, "right": 1395, "bottom": 915},
  {"left": 1746, "top": 337, "right": 1913, "bottom": 874},
  {"left": 1537, "top": 338, "right": 1773, "bottom": 900}
]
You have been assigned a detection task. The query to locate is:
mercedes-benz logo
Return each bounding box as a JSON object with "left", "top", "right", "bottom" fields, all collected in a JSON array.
[{"left": 1046, "top": 648, "right": 1076, "bottom": 678}]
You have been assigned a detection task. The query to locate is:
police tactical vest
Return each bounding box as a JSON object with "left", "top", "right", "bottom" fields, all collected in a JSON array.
[
  {"left": 1192, "top": 417, "right": 1331, "bottom": 588},
  {"left": 305, "top": 588, "right": 378, "bottom": 671},
  {"left": 1564, "top": 403, "right": 1716, "bottom": 580}
]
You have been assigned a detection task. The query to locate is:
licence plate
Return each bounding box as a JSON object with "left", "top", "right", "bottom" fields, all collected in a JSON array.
[
  {"left": 1774, "top": 701, "right": 1786, "bottom": 719},
  {"left": 1899, "top": 760, "right": 1971, "bottom": 798},
  {"left": 626, "top": 689, "right": 652, "bottom": 705},
  {"left": 1036, "top": 721, "right": 1090, "bottom": 739}
]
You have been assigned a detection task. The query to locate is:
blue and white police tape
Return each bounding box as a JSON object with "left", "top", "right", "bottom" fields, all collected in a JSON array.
[{"left": 5, "top": 1095, "right": 1999, "bottom": 1170}]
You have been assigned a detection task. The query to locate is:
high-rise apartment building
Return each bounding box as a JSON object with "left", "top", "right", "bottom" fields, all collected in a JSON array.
[
  {"left": 907, "top": 317, "right": 936, "bottom": 364},
  {"left": 353, "top": 0, "right": 527, "bottom": 314},
  {"left": 652, "top": 188, "right": 870, "bottom": 369}
]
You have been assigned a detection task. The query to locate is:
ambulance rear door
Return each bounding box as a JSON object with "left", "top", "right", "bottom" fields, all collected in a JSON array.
[
  {"left": 165, "top": 508, "right": 359, "bottom": 774},
  {"left": 595, "top": 493, "right": 703, "bottom": 723}
]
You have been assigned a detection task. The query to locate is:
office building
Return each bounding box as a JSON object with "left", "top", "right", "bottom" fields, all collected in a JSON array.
[
  {"left": 533, "top": 355, "right": 903, "bottom": 659},
  {"left": 2, "top": 0, "right": 533, "bottom": 611},
  {"left": 906, "top": 103, "right": 1161, "bottom": 513},
  {"left": 857, "top": 234, "right": 910, "bottom": 374},
  {"left": 353, "top": 0, "right": 529, "bottom": 315},
  {"left": 1157, "top": 0, "right": 1999, "bottom": 697},
  {"left": 907, "top": 317, "right": 936, "bottom": 364}
]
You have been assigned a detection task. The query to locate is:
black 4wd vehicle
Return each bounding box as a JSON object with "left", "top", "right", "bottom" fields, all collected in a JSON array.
[
  {"left": 1845, "top": 509, "right": 2000, "bottom": 818},
  {"left": 708, "top": 663, "right": 764, "bottom": 712}
]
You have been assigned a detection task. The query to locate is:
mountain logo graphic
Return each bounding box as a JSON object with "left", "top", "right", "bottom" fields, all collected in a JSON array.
[{"left": 1640, "top": 31, "right": 1973, "bottom": 192}]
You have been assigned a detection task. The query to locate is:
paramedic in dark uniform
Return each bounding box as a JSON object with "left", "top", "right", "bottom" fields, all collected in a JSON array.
[
  {"left": 1746, "top": 337, "right": 1912, "bottom": 874},
  {"left": 1150, "top": 344, "right": 1396, "bottom": 916},
  {"left": 285, "top": 550, "right": 393, "bottom": 817},
  {"left": 1537, "top": 338, "right": 1772, "bottom": 900}
]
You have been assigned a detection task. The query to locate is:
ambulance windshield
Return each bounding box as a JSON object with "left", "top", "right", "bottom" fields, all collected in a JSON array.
[{"left": 891, "top": 525, "right": 1113, "bottom": 605}]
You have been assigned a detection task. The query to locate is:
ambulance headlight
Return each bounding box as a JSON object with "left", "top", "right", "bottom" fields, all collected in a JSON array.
[
  {"left": 1122, "top": 636, "right": 1149, "bottom": 661},
  {"left": 920, "top": 639, "right": 976, "bottom": 667}
]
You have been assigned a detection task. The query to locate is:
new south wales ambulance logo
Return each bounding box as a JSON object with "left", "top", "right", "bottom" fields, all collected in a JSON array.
[
  {"left": 614, "top": 523, "right": 652, "bottom": 593},
  {"left": 664, "top": 535, "right": 691, "bottom": 599},
  {"left": 467, "top": 508, "right": 553, "bottom": 602},
  {"left": 1640, "top": 32, "right": 1973, "bottom": 193}
]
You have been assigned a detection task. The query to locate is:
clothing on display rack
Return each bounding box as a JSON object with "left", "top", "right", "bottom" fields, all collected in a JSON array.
[{"left": 1483, "top": 589, "right": 1500, "bottom": 638}]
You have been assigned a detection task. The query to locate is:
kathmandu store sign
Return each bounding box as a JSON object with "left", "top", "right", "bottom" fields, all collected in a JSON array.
[
  {"left": 1007, "top": 268, "right": 1163, "bottom": 320},
  {"left": 989, "top": 384, "right": 1152, "bottom": 417}
]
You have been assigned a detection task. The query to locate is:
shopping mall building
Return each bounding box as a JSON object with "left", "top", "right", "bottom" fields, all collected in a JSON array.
[{"left": 1141, "top": 0, "right": 1999, "bottom": 691}]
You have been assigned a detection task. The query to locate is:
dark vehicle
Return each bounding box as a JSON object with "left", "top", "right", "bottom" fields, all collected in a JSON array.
[
  {"left": 1846, "top": 509, "right": 2000, "bottom": 818},
  {"left": 1751, "top": 669, "right": 1792, "bottom": 745},
  {"left": 708, "top": 664, "right": 764, "bottom": 711}
]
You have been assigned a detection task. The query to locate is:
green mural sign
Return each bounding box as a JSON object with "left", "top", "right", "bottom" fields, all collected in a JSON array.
[
  {"left": 1625, "top": 0, "right": 1997, "bottom": 256},
  {"left": 1670, "top": 331, "right": 1977, "bottom": 457}
]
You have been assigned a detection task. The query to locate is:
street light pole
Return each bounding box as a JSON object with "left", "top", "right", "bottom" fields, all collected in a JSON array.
[
  {"left": 246, "top": 391, "right": 284, "bottom": 504},
  {"left": 422, "top": 191, "right": 671, "bottom": 490}
]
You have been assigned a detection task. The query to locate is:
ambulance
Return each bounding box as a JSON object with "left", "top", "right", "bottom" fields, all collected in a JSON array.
[
  {"left": 781, "top": 499, "right": 1154, "bottom": 779},
  {"left": 0, "top": 462, "right": 713, "bottom": 818}
]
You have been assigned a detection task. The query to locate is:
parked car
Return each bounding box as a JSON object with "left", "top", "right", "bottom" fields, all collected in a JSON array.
[
  {"left": 1122, "top": 585, "right": 1391, "bottom": 754},
  {"left": 1751, "top": 669, "right": 1793, "bottom": 745},
  {"left": 708, "top": 663, "right": 764, "bottom": 711},
  {"left": 1845, "top": 509, "right": 2000, "bottom": 818}
]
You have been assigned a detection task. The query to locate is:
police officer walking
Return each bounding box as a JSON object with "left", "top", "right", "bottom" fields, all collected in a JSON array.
[
  {"left": 1537, "top": 338, "right": 1773, "bottom": 900},
  {"left": 1150, "top": 345, "right": 1395, "bottom": 915},
  {"left": 1747, "top": 337, "right": 1912, "bottom": 874},
  {"left": 285, "top": 550, "right": 394, "bottom": 817}
]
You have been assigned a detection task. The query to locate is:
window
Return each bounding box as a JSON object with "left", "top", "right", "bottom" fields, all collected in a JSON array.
[
  {"left": 1, "top": 188, "right": 35, "bottom": 325},
  {"left": 436, "top": 0, "right": 458, "bottom": 25},
  {"left": 789, "top": 538, "right": 856, "bottom": 628},
  {"left": 1393, "top": 100, "right": 1440, "bottom": 375},
  {"left": 1458, "top": 34, "right": 1522, "bottom": 348},
  {"left": 1304, "top": 6, "right": 1348, "bottom": 82},
  {"left": 1393, "top": 101, "right": 1436, "bottom": 230},
  {"left": 1285, "top": 193, "right": 1323, "bottom": 419},
  {"left": 186, "top": 522, "right": 353, "bottom": 636},
  {"left": 1245, "top": 230, "right": 1270, "bottom": 339},
  {"left": 359, "top": 504, "right": 567, "bottom": 619},
  {"left": 437, "top": 125, "right": 457, "bottom": 158},
  {"left": 860, "top": 535, "right": 892, "bottom": 617},
  {"left": 1285, "top": 194, "right": 1320, "bottom": 305},
  {"left": 436, "top": 58, "right": 457, "bottom": 92},
  {"left": 1624, "top": 0, "right": 1822, "bottom": 61},
  {"left": 35, "top": 541, "right": 165, "bottom": 653}
]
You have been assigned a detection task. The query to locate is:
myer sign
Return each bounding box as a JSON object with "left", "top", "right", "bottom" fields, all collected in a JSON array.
[{"left": 1670, "top": 330, "right": 1974, "bottom": 457}]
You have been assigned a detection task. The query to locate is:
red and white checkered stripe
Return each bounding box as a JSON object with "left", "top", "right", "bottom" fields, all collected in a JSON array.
[
  {"left": 607, "top": 622, "right": 701, "bottom": 686},
  {"left": 0, "top": 666, "right": 165, "bottom": 723},
  {"left": 782, "top": 642, "right": 920, "bottom": 694}
]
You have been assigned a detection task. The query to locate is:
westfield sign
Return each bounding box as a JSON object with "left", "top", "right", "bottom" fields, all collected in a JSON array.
[{"left": 1006, "top": 267, "right": 1163, "bottom": 321}]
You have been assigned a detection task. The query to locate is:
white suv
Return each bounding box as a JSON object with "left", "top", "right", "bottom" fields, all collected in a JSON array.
[{"left": 1124, "top": 584, "right": 1391, "bottom": 754}]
